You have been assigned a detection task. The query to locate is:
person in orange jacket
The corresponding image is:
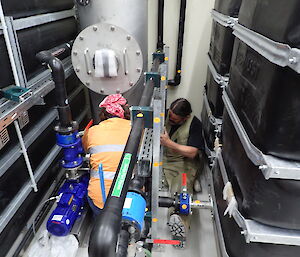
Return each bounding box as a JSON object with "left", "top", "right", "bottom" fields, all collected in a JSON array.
[{"left": 82, "top": 94, "right": 131, "bottom": 215}]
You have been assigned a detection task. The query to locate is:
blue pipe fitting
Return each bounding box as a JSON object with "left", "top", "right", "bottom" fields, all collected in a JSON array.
[
  {"left": 179, "top": 192, "right": 191, "bottom": 216},
  {"left": 56, "top": 132, "right": 84, "bottom": 169},
  {"left": 122, "top": 192, "right": 146, "bottom": 233}
]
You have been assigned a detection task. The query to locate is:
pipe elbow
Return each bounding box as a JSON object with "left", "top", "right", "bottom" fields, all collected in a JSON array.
[{"left": 89, "top": 210, "right": 121, "bottom": 257}]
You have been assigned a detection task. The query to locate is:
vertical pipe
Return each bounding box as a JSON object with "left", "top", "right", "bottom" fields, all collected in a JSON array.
[
  {"left": 168, "top": 0, "right": 187, "bottom": 86},
  {"left": 157, "top": 0, "right": 164, "bottom": 50},
  {"left": 14, "top": 121, "right": 38, "bottom": 192},
  {"left": 0, "top": 0, "right": 21, "bottom": 86}
]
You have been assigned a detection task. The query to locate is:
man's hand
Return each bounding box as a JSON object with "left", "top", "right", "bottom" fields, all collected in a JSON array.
[
  {"left": 160, "top": 128, "right": 199, "bottom": 159},
  {"left": 160, "top": 129, "right": 171, "bottom": 147}
]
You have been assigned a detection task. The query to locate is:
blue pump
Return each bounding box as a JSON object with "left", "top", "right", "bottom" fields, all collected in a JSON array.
[{"left": 47, "top": 175, "right": 89, "bottom": 236}]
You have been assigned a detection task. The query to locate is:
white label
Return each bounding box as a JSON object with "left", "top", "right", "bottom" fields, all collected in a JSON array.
[
  {"left": 52, "top": 215, "right": 63, "bottom": 221},
  {"left": 123, "top": 198, "right": 132, "bottom": 209}
]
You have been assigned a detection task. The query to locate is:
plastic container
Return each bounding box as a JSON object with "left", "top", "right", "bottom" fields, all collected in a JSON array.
[
  {"left": 201, "top": 98, "right": 217, "bottom": 151},
  {"left": 214, "top": 0, "right": 242, "bottom": 17},
  {"left": 209, "top": 20, "right": 235, "bottom": 76},
  {"left": 2, "top": 0, "right": 74, "bottom": 19},
  {"left": 212, "top": 159, "right": 300, "bottom": 257},
  {"left": 205, "top": 66, "right": 224, "bottom": 118},
  {"left": 221, "top": 109, "right": 300, "bottom": 230},
  {"left": 238, "top": 0, "right": 300, "bottom": 48},
  {"left": 228, "top": 38, "right": 300, "bottom": 161},
  {"left": 18, "top": 18, "right": 77, "bottom": 80}
]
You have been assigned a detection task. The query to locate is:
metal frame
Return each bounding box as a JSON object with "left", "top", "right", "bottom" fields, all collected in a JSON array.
[
  {"left": 137, "top": 128, "right": 153, "bottom": 177},
  {"left": 215, "top": 150, "right": 300, "bottom": 246},
  {"left": 0, "top": 109, "right": 57, "bottom": 177},
  {"left": 207, "top": 169, "right": 230, "bottom": 257},
  {"left": 4, "top": 16, "right": 28, "bottom": 87},
  {"left": 203, "top": 92, "right": 222, "bottom": 128},
  {"left": 207, "top": 56, "right": 229, "bottom": 88},
  {"left": 211, "top": 9, "right": 238, "bottom": 29},
  {"left": 0, "top": 82, "right": 85, "bottom": 179},
  {"left": 151, "top": 97, "right": 163, "bottom": 241},
  {"left": 151, "top": 53, "right": 168, "bottom": 245},
  {"left": 233, "top": 23, "right": 300, "bottom": 74},
  {"left": 223, "top": 91, "right": 300, "bottom": 180},
  {"left": 0, "top": 1, "right": 22, "bottom": 86},
  {"left": 0, "top": 9, "right": 75, "bottom": 33},
  {"left": 0, "top": 107, "right": 88, "bottom": 235},
  {"left": 0, "top": 57, "right": 73, "bottom": 130}
]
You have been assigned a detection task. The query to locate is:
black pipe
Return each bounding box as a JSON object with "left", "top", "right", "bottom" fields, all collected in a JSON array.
[
  {"left": 157, "top": 0, "right": 165, "bottom": 50},
  {"left": 159, "top": 196, "right": 177, "bottom": 208},
  {"left": 168, "top": 0, "right": 187, "bottom": 86},
  {"left": 36, "top": 42, "right": 73, "bottom": 130},
  {"left": 116, "top": 230, "right": 130, "bottom": 257},
  {"left": 88, "top": 76, "right": 156, "bottom": 257}
]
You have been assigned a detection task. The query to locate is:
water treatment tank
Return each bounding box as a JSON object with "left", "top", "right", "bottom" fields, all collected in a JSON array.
[{"left": 73, "top": 0, "right": 148, "bottom": 108}]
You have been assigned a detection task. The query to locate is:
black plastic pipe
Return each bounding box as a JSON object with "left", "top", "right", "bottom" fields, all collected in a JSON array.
[
  {"left": 116, "top": 230, "right": 130, "bottom": 257},
  {"left": 88, "top": 73, "right": 156, "bottom": 257},
  {"left": 157, "top": 0, "right": 165, "bottom": 50},
  {"left": 36, "top": 42, "right": 73, "bottom": 129},
  {"left": 159, "top": 196, "right": 177, "bottom": 208},
  {"left": 168, "top": 0, "right": 187, "bottom": 86}
]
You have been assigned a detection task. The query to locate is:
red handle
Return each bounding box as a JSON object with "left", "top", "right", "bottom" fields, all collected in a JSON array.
[
  {"left": 182, "top": 173, "right": 187, "bottom": 187},
  {"left": 84, "top": 119, "right": 94, "bottom": 131}
]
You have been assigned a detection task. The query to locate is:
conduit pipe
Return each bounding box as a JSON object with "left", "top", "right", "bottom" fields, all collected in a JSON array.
[{"left": 168, "top": 0, "right": 187, "bottom": 86}]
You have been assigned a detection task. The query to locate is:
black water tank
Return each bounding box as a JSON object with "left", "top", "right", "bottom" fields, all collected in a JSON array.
[
  {"left": 227, "top": 38, "right": 300, "bottom": 161},
  {"left": 0, "top": 18, "right": 77, "bottom": 89},
  {"left": 2, "top": 0, "right": 74, "bottom": 19},
  {"left": 19, "top": 18, "right": 77, "bottom": 80},
  {"left": 201, "top": 100, "right": 216, "bottom": 151},
  {"left": 238, "top": 0, "right": 300, "bottom": 48},
  {"left": 214, "top": 0, "right": 242, "bottom": 17},
  {"left": 221, "top": 109, "right": 300, "bottom": 230},
  {"left": 205, "top": 67, "right": 224, "bottom": 118},
  {"left": 0, "top": 36, "right": 14, "bottom": 88},
  {"left": 212, "top": 160, "right": 300, "bottom": 257}
]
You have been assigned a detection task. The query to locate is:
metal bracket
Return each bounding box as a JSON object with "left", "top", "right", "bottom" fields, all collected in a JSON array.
[
  {"left": 207, "top": 56, "right": 229, "bottom": 88},
  {"left": 18, "top": 111, "right": 29, "bottom": 129},
  {"left": 130, "top": 106, "right": 153, "bottom": 128},
  {"left": 0, "top": 9, "right": 75, "bottom": 33},
  {"left": 145, "top": 72, "right": 161, "bottom": 88},
  {"left": 137, "top": 128, "right": 153, "bottom": 177},
  {"left": 211, "top": 9, "right": 238, "bottom": 28},
  {"left": 223, "top": 91, "right": 300, "bottom": 180},
  {"left": 153, "top": 52, "right": 165, "bottom": 64},
  {"left": 215, "top": 151, "right": 300, "bottom": 246},
  {"left": 233, "top": 23, "right": 300, "bottom": 74},
  {"left": 1, "top": 86, "right": 32, "bottom": 102},
  {"left": 203, "top": 92, "right": 223, "bottom": 128}
]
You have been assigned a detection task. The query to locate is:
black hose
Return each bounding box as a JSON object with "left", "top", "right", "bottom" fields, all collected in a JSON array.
[
  {"left": 157, "top": 0, "right": 165, "bottom": 50},
  {"left": 168, "top": 0, "right": 187, "bottom": 86},
  {"left": 88, "top": 78, "right": 156, "bottom": 257}
]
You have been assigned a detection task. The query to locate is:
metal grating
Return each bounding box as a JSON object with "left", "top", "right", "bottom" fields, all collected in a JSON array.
[{"left": 0, "top": 128, "right": 9, "bottom": 150}]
